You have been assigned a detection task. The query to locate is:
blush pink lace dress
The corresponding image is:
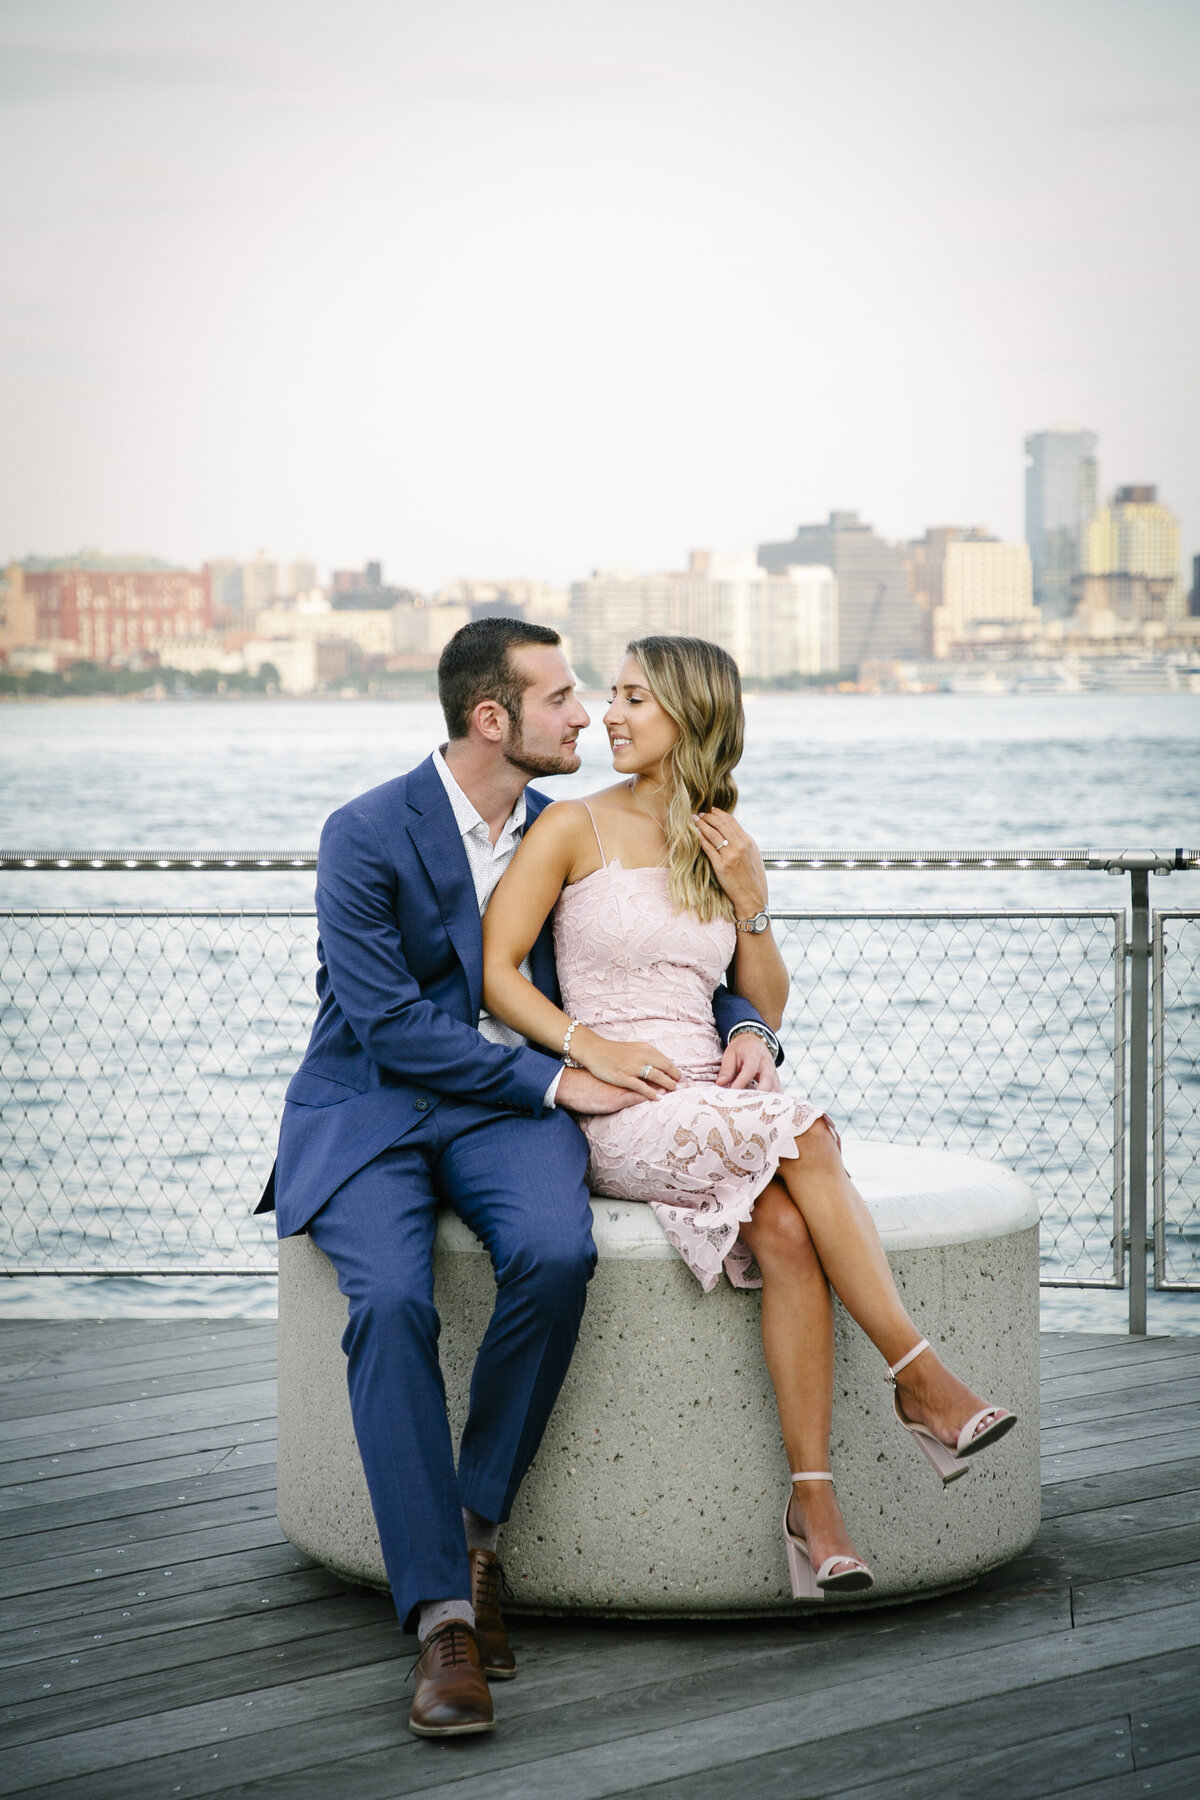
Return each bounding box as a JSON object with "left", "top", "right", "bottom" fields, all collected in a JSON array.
[{"left": 554, "top": 813, "right": 831, "bottom": 1293}]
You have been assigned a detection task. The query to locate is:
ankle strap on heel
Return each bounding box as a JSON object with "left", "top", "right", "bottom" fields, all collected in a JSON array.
[
  {"left": 789, "top": 1470, "right": 834, "bottom": 1482},
  {"left": 886, "top": 1338, "right": 930, "bottom": 1386}
]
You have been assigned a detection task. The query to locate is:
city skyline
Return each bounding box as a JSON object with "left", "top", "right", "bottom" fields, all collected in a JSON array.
[{"left": 1, "top": 1, "right": 1196, "bottom": 590}]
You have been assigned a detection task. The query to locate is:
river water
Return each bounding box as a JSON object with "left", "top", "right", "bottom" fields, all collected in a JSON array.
[{"left": 2, "top": 692, "right": 1199, "bottom": 1330}]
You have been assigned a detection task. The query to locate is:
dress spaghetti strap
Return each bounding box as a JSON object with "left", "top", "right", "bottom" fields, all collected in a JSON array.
[{"left": 581, "top": 801, "right": 608, "bottom": 868}]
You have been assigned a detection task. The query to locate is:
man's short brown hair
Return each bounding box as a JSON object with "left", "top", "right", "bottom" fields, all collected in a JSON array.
[{"left": 437, "top": 617, "right": 562, "bottom": 740}]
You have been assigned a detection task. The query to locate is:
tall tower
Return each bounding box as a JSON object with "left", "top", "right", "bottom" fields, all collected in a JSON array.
[
  {"left": 1024, "top": 430, "right": 1099, "bottom": 621},
  {"left": 1074, "top": 486, "right": 1185, "bottom": 623}
]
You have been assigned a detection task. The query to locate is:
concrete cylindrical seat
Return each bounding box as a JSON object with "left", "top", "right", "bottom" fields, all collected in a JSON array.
[{"left": 277, "top": 1135, "right": 1040, "bottom": 1615}]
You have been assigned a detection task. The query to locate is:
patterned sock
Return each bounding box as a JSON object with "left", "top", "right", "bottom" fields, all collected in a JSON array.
[
  {"left": 417, "top": 1599, "right": 475, "bottom": 1642},
  {"left": 462, "top": 1507, "right": 500, "bottom": 1554}
]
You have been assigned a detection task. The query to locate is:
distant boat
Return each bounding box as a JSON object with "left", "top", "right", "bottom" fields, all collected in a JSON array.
[
  {"left": 945, "top": 669, "right": 1011, "bottom": 696},
  {"left": 1083, "top": 660, "right": 1183, "bottom": 695}
]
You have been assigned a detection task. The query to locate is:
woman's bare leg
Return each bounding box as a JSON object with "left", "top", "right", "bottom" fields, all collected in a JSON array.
[
  {"left": 739, "top": 1182, "right": 865, "bottom": 1574},
  {"left": 775, "top": 1120, "right": 1002, "bottom": 1446}
]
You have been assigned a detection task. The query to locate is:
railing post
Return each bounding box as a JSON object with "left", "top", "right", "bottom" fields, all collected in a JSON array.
[{"left": 1127, "top": 868, "right": 1151, "bottom": 1335}]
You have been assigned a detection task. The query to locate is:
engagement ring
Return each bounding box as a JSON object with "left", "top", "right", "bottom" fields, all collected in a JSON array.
[
  {"left": 718, "top": 837, "right": 729, "bottom": 847},
  {"left": 639, "top": 1064, "right": 654, "bottom": 1080}
]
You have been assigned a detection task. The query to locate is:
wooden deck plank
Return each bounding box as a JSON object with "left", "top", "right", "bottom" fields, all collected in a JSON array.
[
  {"left": 0, "top": 1360, "right": 278, "bottom": 1427},
  {"left": 1, "top": 1324, "right": 1198, "bottom": 1800},
  {"left": 1, "top": 1592, "right": 398, "bottom": 1708},
  {"left": 1041, "top": 1361, "right": 1200, "bottom": 1412},
  {"left": 0, "top": 1322, "right": 274, "bottom": 1381},
  {"left": 0, "top": 1514, "right": 290, "bottom": 1606},
  {"left": 0, "top": 1348, "right": 277, "bottom": 1415},
  {"left": 0, "top": 1407, "right": 276, "bottom": 1474},
  {"left": 1032, "top": 1338, "right": 1200, "bottom": 1377},
  {"left": 315, "top": 1612, "right": 1200, "bottom": 1800},
  {"left": 0, "top": 1381, "right": 278, "bottom": 1462},
  {"left": 1040, "top": 1397, "right": 1200, "bottom": 1457},
  {"left": 1041, "top": 1365, "right": 1200, "bottom": 1415},
  {"left": 0, "top": 1461, "right": 277, "bottom": 1543},
  {"left": 0, "top": 1483, "right": 280, "bottom": 1575},
  {"left": 0, "top": 1564, "right": 352, "bottom": 1669},
  {"left": 1072, "top": 1559, "right": 1200, "bottom": 1627},
  {"left": 1040, "top": 1454, "right": 1200, "bottom": 1521},
  {"left": 0, "top": 1433, "right": 276, "bottom": 1514},
  {"left": 1041, "top": 1426, "right": 1200, "bottom": 1485},
  {"left": 2, "top": 1323, "right": 276, "bottom": 1378},
  {"left": 1038, "top": 1334, "right": 1132, "bottom": 1359},
  {"left": 606, "top": 1716, "right": 1140, "bottom": 1800},
  {"left": 0, "top": 1590, "right": 1073, "bottom": 1796},
  {"left": 0, "top": 1541, "right": 318, "bottom": 1634}
]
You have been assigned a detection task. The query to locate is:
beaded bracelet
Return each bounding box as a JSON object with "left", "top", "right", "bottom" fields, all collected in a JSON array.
[{"left": 562, "top": 1018, "right": 581, "bottom": 1068}]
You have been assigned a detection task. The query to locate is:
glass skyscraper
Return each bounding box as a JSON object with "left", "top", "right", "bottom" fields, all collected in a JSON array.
[{"left": 1024, "top": 429, "right": 1099, "bottom": 620}]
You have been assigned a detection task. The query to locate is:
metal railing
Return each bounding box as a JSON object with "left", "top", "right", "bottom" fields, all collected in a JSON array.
[{"left": 2, "top": 847, "right": 1198, "bottom": 1334}]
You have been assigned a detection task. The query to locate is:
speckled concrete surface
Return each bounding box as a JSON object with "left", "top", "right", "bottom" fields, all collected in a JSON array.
[{"left": 276, "top": 1136, "right": 1040, "bottom": 1614}]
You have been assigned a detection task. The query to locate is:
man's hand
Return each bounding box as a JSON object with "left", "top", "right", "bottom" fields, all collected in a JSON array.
[
  {"left": 556, "top": 1066, "right": 647, "bottom": 1115},
  {"left": 715, "top": 1033, "right": 782, "bottom": 1092}
]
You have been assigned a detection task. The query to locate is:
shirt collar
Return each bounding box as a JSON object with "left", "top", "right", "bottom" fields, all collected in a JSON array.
[{"left": 432, "top": 746, "right": 527, "bottom": 844}]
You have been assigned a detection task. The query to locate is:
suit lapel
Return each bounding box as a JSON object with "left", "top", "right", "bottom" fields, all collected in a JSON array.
[
  {"left": 524, "top": 787, "right": 560, "bottom": 1000},
  {"left": 406, "top": 757, "right": 484, "bottom": 1019}
]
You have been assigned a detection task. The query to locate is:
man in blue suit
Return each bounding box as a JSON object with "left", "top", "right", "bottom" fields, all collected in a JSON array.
[{"left": 260, "top": 618, "right": 781, "bottom": 1736}]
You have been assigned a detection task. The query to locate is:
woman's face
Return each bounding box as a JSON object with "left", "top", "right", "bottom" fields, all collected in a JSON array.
[{"left": 603, "top": 654, "right": 680, "bottom": 779}]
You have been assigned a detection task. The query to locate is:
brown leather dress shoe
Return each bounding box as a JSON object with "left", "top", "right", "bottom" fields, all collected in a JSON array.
[
  {"left": 408, "top": 1619, "right": 494, "bottom": 1737},
  {"left": 470, "top": 1548, "right": 518, "bottom": 1680}
]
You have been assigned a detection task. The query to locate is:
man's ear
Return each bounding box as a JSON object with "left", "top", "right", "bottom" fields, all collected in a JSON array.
[{"left": 470, "top": 698, "right": 509, "bottom": 744}]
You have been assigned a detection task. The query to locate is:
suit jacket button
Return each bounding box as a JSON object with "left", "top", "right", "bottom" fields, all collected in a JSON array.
[{"left": 414, "top": 1097, "right": 429, "bottom": 1111}]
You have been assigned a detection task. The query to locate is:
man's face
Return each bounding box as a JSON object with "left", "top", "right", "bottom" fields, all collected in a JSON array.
[{"left": 502, "top": 645, "right": 590, "bottom": 778}]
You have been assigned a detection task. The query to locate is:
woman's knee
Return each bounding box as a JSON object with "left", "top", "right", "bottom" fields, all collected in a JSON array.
[
  {"left": 792, "top": 1116, "right": 843, "bottom": 1177},
  {"left": 746, "top": 1185, "right": 819, "bottom": 1272}
]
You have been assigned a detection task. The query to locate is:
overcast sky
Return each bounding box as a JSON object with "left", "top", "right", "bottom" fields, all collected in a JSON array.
[{"left": 1, "top": 0, "right": 1196, "bottom": 589}]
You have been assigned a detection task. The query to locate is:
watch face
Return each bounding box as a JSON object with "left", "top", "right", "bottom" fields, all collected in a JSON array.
[{"left": 752, "top": 912, "right": 769, "bottom": 932}]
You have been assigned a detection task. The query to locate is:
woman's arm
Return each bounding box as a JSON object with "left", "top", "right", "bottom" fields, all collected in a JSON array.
[
  {"left": 693, "top": 808, "right": 789, "bottom": 1031},
  {"left": 483, "top": 803, "right": 682, "bottom": 1100}
]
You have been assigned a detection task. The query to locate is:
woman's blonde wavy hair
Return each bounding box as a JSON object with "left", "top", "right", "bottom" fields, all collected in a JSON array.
[{"left": 625, "top": 635, "right": 744, "bottom": 923}]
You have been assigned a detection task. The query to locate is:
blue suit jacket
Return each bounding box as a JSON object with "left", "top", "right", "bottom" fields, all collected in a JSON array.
[{"left": 260, "top": 754, "right": 768, "bottom": 1236}]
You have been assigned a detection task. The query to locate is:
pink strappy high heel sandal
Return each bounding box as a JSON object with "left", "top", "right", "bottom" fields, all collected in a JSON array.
[
  {"left": 887, "top": 1339, "right": 1017, "bottom": 1484},
  {"left": 783, "top": 1472, "right": 874, "bottom": 1599}
]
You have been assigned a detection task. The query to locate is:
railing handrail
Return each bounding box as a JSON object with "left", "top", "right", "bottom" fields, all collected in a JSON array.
[{"left": 4, "top": 847, "right": 1200, "bottom": 873}]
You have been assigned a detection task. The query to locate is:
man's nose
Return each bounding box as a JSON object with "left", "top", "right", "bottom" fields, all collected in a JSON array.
[{"left": 570, "top": 700, "right": 591, "bottom": 729}]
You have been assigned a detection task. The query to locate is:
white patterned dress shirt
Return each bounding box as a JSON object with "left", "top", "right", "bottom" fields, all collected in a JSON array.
[{"left": 432, "top": 748, "right": 563, "bottom": 1107}]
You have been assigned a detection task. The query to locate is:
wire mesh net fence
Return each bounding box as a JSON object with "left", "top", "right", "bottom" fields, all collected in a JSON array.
[
  {"left": 0, "top": 905, "right": 1144, "bottom": 1286},
  {"left": 1154, "top": 912, "right": 1200, "bottom": 1290},
  {"left": 0, "top": 912, "right": 314, "bottom": 1274},
  {"left": 773, "top": 912, "right": 1125, "bottom": 1286}
]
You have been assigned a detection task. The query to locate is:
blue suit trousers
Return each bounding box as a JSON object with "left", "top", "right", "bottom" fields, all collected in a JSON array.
[{"left": 304, "top": 1097, "right": 595, "bottom": 1633}]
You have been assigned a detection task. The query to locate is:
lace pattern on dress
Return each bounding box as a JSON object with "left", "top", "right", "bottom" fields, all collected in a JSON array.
[{"left": 554, "top": 859, "right": 833, "bottom": 1292}]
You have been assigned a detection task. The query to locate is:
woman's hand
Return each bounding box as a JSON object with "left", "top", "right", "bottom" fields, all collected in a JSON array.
[
  {"left": 573, "top": 1027, "right": 681, "bottom": 1100},
  {"left": 693, "top": 808, "right": 769, "bottom": 919}
]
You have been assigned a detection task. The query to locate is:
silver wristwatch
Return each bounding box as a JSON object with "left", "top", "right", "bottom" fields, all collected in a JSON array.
[
  {"left": 735, "top": 911, "right": 770, "bottom": 933},
  {"left": 728, "top": 1022, "right": 781, "bottom": 1061}
]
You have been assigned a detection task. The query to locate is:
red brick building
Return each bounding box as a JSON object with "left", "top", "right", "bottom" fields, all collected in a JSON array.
[{"left": 2, "top": 558, "right": 211, "bottom": 663}]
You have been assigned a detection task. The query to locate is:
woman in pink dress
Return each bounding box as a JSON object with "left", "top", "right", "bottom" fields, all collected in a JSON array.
[{"left": 482, "top": 635, "right": 1015, "bottom": 1599}]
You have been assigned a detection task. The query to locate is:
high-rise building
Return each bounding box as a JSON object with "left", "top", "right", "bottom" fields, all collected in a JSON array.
[
  {"left": 1190, "top": 554, "right": 1200, "bottom": 618},
  {"left": 569, "top": 571, "right": 676, "bottom": 683},
  {"left": 278, "top": 560, "right": 318, "bottom": 599},
  {"left": 678, "top": 552, "right": 837, "bottom": 680},
  {"left": 1073, "top": 486, "right": 1185, "bottom": 624},
  {"left": 908, "top": 528, "right": 1038, "bottom": 657},
  {"left": 242, "top": 554, "right": 279, "bottom": 612},
  {"left": 757, "top": 511, "right": 922, "bottom": 669},
  {"left": 568, "top": 554, "right": 837, "bottom": 684},
  {"left": 1024, "top": 429, "right": 1099, "bottom": 620},
  {"left": 205, "top": 559, "right": 244, "bottom": 617},
  {"left": 330, "top": 562, "right": 410, "bottom": 610}
]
